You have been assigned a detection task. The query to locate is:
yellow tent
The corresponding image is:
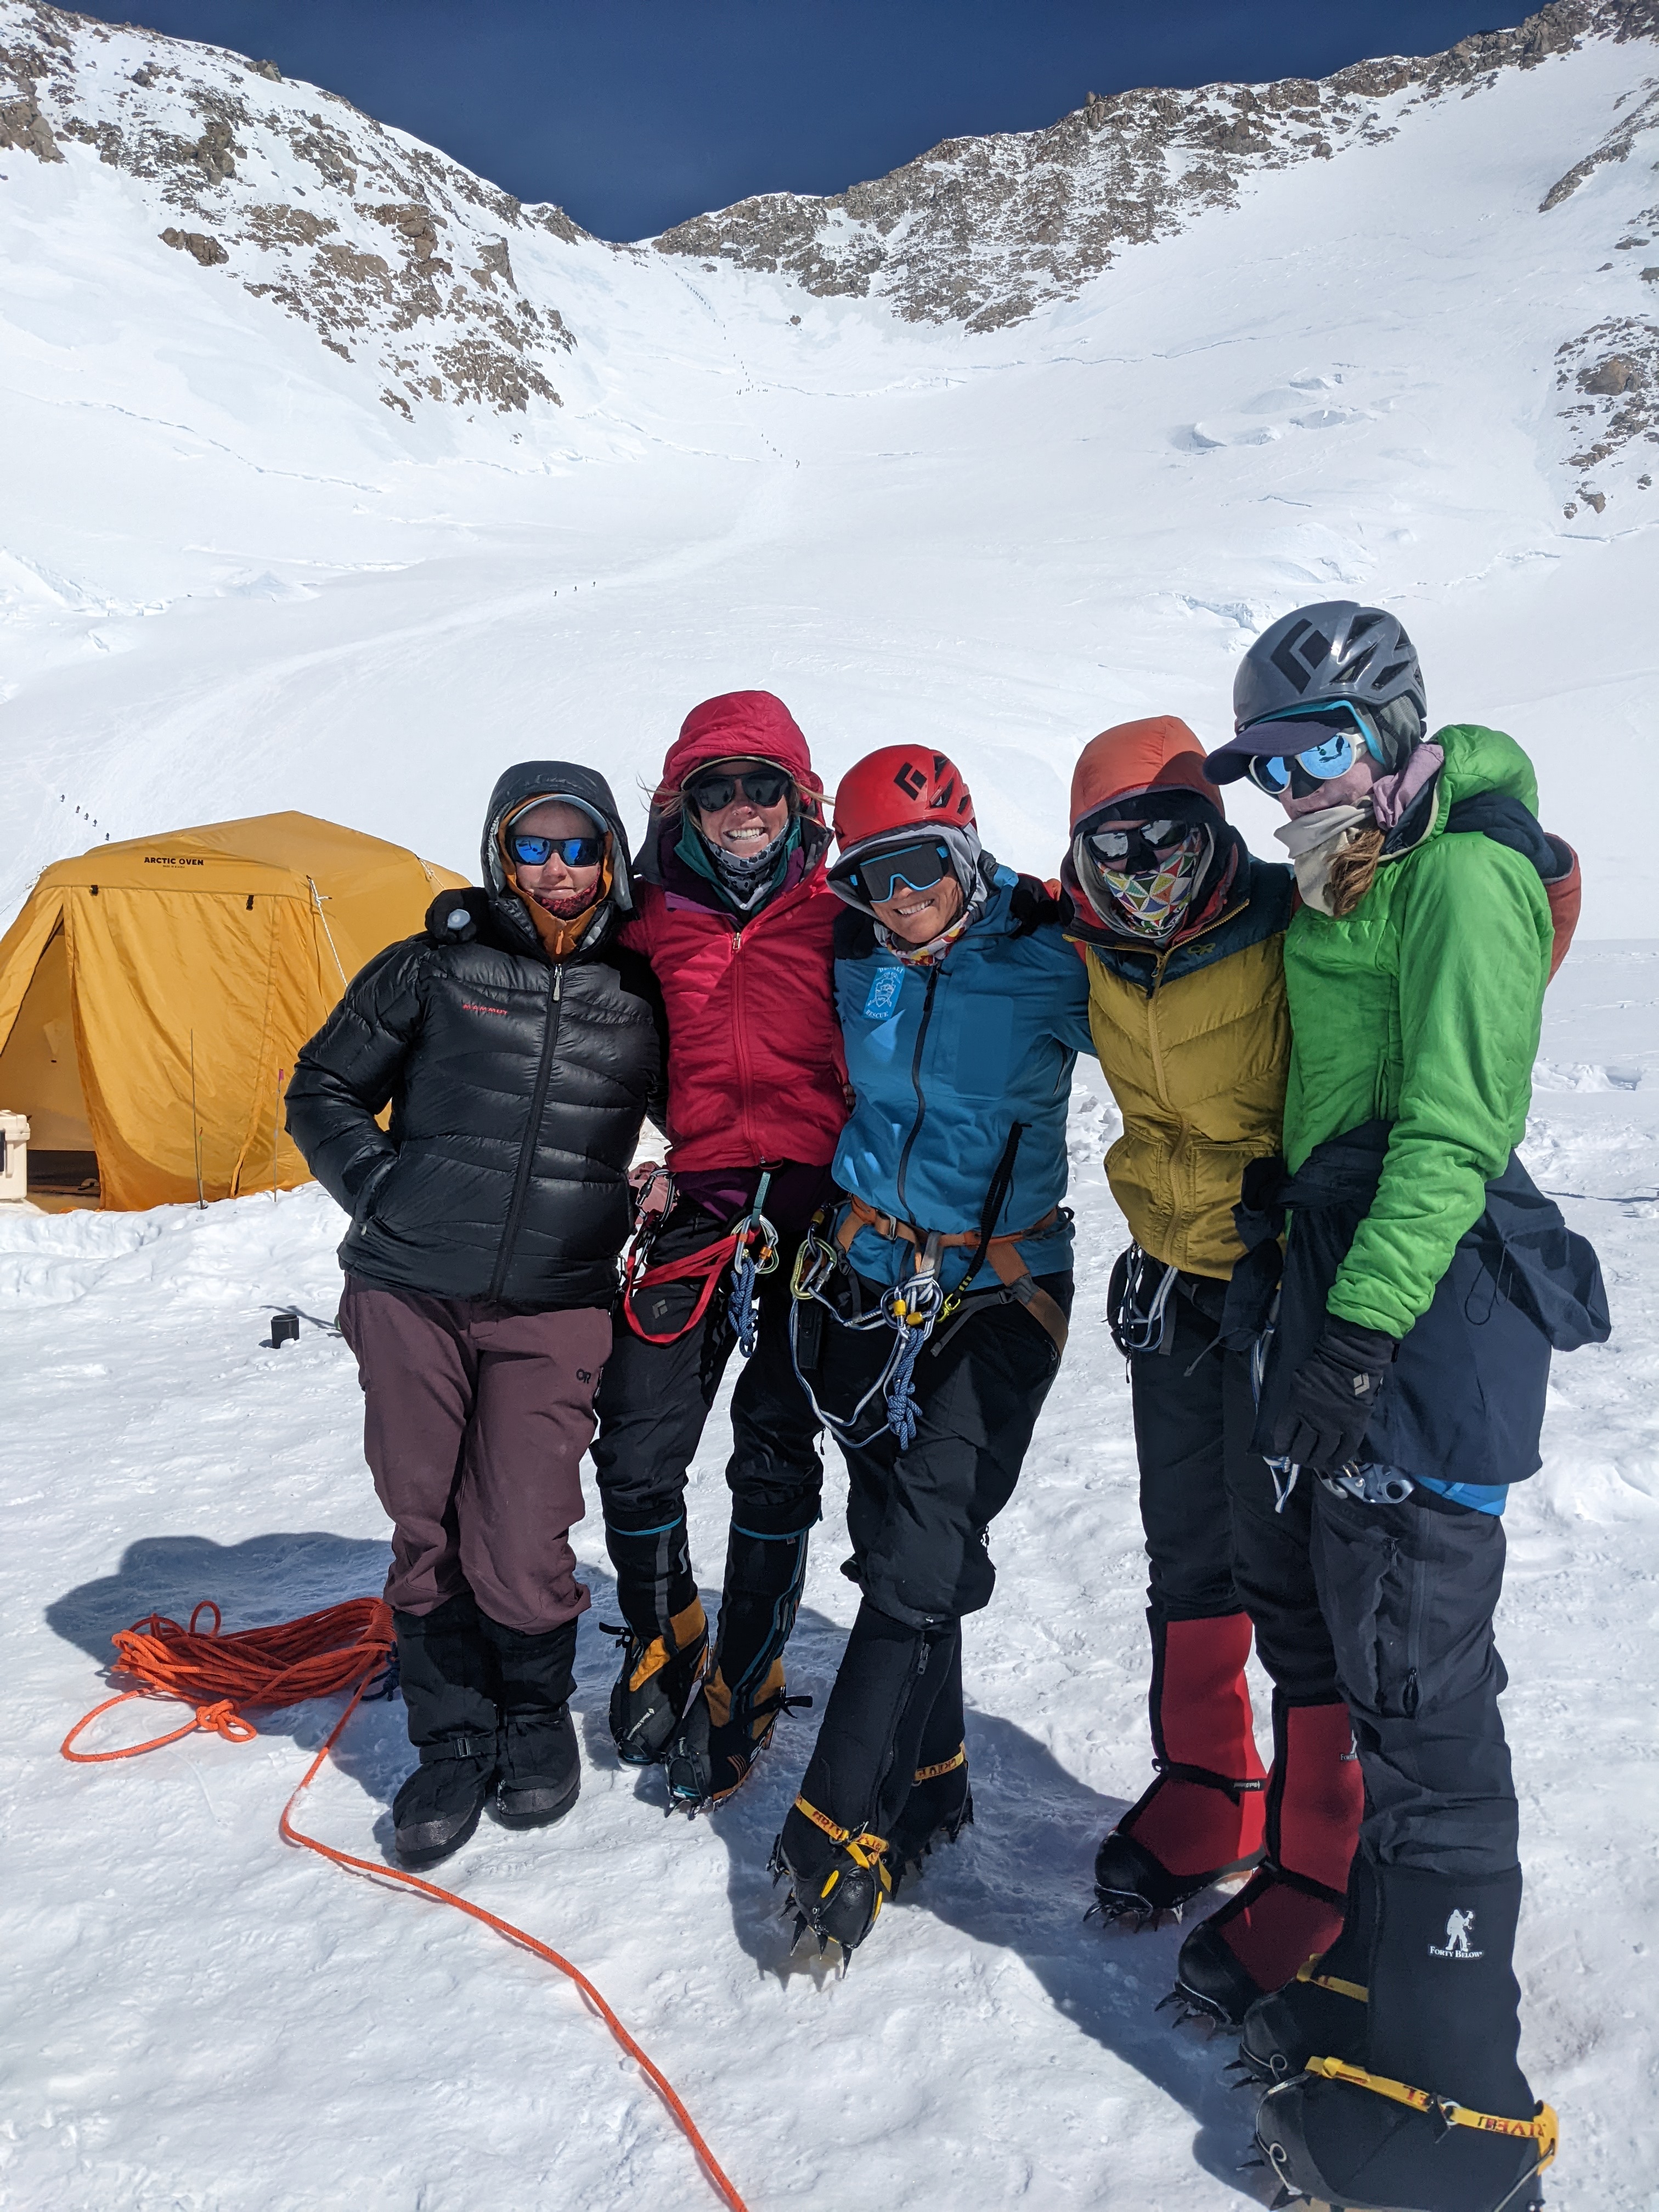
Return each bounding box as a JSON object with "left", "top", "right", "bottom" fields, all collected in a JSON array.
[{"left": 0, "top": 812, "right": 465, "bottom": 1210}]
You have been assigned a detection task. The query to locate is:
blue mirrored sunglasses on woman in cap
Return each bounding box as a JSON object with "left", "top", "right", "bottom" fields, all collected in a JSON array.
[
  {"left": 1241, "top": 699, "right": 1385, "bottom": 797},
  {"left": 511, "top": 832, "right": 605, "bottom": 867}
]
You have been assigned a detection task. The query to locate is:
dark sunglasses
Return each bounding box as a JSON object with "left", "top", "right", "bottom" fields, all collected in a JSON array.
[
  {"left": 1082, "top": 818, "right": 1194, "bottom": 870},
  {"left": 1242, "top": 703, "right": 1383, "bottom": 797},
  {"left": 511, "top": 833, "right": 605, "bottom": 867},
  {"left": 832, "top": 837, "right": 952, "bottom": 907},
  {"left": 684, "top": 768, "right": 792, "bottom": 813}
]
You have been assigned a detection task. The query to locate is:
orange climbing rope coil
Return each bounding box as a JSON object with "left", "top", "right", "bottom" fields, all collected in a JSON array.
[{"left": 61, "top": 1596, "right": 750, "bottom": 2212}]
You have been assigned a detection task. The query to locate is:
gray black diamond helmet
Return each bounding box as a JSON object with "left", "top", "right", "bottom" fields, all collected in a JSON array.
[{"left": 1205, "top": 601, "right": 1427, "bottom": 784}]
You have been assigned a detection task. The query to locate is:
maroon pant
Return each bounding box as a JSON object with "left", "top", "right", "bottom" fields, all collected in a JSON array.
[{"left": 338, "top": 1274, "right": 611, "bottom": 1634}]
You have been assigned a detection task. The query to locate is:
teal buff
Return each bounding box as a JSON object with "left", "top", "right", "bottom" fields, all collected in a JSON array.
[{"left": 676, "top": 809, "right": 800, "bottom": 913}]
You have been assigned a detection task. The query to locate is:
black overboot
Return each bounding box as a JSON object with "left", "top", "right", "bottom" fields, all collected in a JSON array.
[
  {"left": 1238, "top": 1841, "right": 1373, "bottom": 2083},
  {"left": 477, "top": 1611, "right": 582, "bottom": 1830},
  {"left": 770, "top": 1604, "right": 949, "bottom": 1960},
  {"left": 391, "top": 1593, "right": 501, "bottom": 1868},
  {"left": 603, "top": 1517, "right": 707, "bottom": 1767},
  {"left": 666, "top": 1520, "right": 810, "bottom": 1810},
  {"left": 888, "top": 1628, "right": 972, "bottom": 1890},
  {"left": 1256, "top": 1863, "right": 1555, "bottom": 2212}
]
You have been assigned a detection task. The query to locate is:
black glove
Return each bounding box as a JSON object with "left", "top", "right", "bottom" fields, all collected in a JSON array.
[
  {"left": 1272, "top": 1318, "right": 1397, "bottom": 1472},
  {"left": 425, "top": 887, "right": 490, "bottom": 945}
]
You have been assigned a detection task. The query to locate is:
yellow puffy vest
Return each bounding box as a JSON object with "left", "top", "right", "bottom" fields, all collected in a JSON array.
[{"left": 1086, "top": 929, "right": 1289, "bottom": 1280}]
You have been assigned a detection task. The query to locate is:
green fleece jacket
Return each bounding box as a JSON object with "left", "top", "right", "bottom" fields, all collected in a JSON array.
[{"left": 1283, "top": 723, "right": 1554, "bottom": 1340}]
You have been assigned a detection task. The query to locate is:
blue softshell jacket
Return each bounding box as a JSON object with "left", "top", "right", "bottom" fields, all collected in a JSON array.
[{"left": 831, "top": 870, "right": 1096, "bottom": 1294}]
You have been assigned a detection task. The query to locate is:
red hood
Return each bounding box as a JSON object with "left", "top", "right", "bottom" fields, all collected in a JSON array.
[
  {"left": 660, "top": 690, "right": 822, "bottom": 802},
  {"left": 1069, "top": 716, "right": 1224, "bottom": 830}
]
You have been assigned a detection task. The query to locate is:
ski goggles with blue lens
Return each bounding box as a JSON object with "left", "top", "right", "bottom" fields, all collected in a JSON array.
[
  {"left": 1242, "top": 702, "right": 1385, "bottom": 798},
  {"left": 511, "top": 832, "right": 605, "bottom": 867},
  {"left": 831, "top": 836, "right": 953, "bottom": 907}
]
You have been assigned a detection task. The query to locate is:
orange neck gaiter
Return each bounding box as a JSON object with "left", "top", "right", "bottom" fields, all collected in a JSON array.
[{"left": 498, "top": 810, "right": 612, "bottom": 959}]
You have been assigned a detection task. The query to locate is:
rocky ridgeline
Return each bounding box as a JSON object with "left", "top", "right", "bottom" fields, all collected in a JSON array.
[
  {"left": 655, "top": 0, "right": 1657, "bottom": 331},
  {"left": 0, "top": 0, "right": 1654, "bottom": 491},
  {"left": 0, "top": 0, "right": 585, "bottom": 416},
  {"left": 1545, "top": 75, "right": 1659, "bottom": 511}
]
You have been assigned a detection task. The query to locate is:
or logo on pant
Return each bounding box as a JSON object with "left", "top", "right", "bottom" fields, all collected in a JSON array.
[
  {"left": 1429, "top": 1909, "right": 1482, "bottom": 1959},
  {"left": 576, "top": 1369, "right": 592, "bottom": 1383}
]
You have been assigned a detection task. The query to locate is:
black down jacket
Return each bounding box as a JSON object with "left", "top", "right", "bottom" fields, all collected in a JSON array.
[{"left": 286, "top": 762, "right": 667, "bottom": 1308}]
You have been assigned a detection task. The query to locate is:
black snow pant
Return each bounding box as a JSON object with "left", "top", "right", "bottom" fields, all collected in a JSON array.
[
  {"left": 591, "top": 1196, "right": 824, "bottom": 1677},
  {"left": 1132, "top": 1275, "right": 1340, "bottom": 1705},
  {"left": 1311, "top": 1476, "right": 1517, "bottom": 1876},
  {"left": 792, "top": 1273, "right": 1071, "bottom": 1846}
]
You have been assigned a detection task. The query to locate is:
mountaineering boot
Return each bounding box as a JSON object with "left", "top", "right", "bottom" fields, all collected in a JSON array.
[
  {"left": 603, "top": 1517, "right": 708, "bottom": 1767},
  {"left": 478, "top": 1611, "right": 582, "bottom": 1829},
  {"left": 1173, "top": 1697, "right": 1361, "bottom": 2026},
  {"left": 1255, "top": 1863, "right": 1555, "bottom": 2212},
  {"left": 1092, "top": 1612, "right": 1267, "bottom": 1925},
  {"left": 887, "top": 1629, "right": 972, "bottom": 1889},
  {"left": 665, "top": 1519, "right": 811, "bottom": 1810},
  {"left": 770, "top": 1801, "right": 894, "bottom": 1959},
  {"left": 1238, "top": 1844, "right": 1374, "bottom": 2083},
  {"left": 772, "top": 1601, "right": 951, "bottom": 1959},
  {"left": 391, "top": 1593, "right": 501, "bottom": 1868}
]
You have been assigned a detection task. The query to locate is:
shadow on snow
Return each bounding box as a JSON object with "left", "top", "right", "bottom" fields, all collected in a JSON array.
[{"left": 48, "top": 1534, "right": 1257, "bottom": 2196}]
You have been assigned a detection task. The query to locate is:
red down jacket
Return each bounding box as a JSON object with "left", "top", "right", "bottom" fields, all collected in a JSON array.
[{"left": 622, "top": 691, "right": 848, "bottom": 1171}]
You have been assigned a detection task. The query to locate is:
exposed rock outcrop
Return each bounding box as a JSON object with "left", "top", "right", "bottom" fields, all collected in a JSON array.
[
  {"left": 654, "top": 0, "right": 1659, "bottom": 332},
  {"left": 0, "top": 0, "right": 581, "bottom": 416}
]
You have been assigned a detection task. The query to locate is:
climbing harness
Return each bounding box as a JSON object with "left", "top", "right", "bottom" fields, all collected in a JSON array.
[
  {"left": 619, "top": 1170, "right": 778, "bottom": 1358},
  {"left": 61, "top": 1596, "right": 751, "bottom": 2212},
  {"left": 789, "top": 1173, "right": 1070, "bottom": 1452}
]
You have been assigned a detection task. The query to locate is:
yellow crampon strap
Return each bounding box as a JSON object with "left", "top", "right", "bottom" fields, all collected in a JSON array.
[
  {"left": 913, "top": 1743, "right": 967, "bottom": 1785},
  {"left": 792, "top": 1795, "right": 890, "bottom": 1866},
  {"left": 1304, "top": 2058, "right": 1559, "bottom": 2164},
  {"left": 1294, "top": 1959, "right": 1368, "bottom": 2004}
]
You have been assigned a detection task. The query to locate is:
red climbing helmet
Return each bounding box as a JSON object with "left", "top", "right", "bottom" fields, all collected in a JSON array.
[{"left": 832, "top": 747, "right": 977, "bottom": 849}]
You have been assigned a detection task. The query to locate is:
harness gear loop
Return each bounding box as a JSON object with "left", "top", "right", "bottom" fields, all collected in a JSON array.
[
  {"left": 725, "top": 1169, "right": 780, "bottom": 1359},
  {"left": 1302, "top": 2057, "right": 1558, "bottom": 2162}
]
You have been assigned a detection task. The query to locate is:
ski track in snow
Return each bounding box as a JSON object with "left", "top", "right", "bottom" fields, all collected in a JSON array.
[{"left": 0, "top": 952, "right": 1655, "bottom": 2210}]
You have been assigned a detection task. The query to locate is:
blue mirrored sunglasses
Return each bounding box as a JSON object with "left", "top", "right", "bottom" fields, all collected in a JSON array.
[
  {"left": 1242, "top": 702, "right": 1384, "bottom": 796},
  {"left": 511, "top": 833, "right": 604, "bottom": 867}
]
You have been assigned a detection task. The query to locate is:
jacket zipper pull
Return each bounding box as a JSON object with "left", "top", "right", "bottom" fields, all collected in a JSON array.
[{"left": 553, "top": 966, "right": 563, "bottom": 1002}]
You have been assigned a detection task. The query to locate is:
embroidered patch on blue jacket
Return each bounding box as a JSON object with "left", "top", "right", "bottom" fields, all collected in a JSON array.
[{"left": 862, "top": 966, "right": 905, "bottom": 1021}]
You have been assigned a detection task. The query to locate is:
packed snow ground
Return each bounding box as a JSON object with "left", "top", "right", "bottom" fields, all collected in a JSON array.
[
  {"left": 5, "top": 8, "right": 1659, "bottom": 2208},
  {"left": 2, "top": 947, "right": 1657, "bottom": 2211}
]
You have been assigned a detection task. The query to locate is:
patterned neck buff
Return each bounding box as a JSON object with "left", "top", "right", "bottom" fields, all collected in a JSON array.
[{"left": 1099, "top": 827, "right": 1210, "bottom": 942}]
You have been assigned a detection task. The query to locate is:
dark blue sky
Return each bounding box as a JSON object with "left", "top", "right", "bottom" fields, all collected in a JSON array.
[{"left": 76, "top": 2, "right": 1516, "bottom": 238}]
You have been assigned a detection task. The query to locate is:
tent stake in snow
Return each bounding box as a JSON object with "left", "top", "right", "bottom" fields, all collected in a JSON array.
[{"left": 189, "top": 1030, "right": 205, "bottom": 1209}]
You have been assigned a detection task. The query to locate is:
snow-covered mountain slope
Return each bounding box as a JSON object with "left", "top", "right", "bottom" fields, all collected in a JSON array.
[
  {"left": 0, "top": 1, "right": 1657, "bottom": 933},
  {"left": 3, "top": 967, "right": 1657, "bottom": 2211}
]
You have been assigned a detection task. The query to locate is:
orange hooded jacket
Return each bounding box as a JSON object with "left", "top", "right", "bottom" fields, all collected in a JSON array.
[{"left": 1068, "top": 716, "right": 1293, "bottom": 1279}]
